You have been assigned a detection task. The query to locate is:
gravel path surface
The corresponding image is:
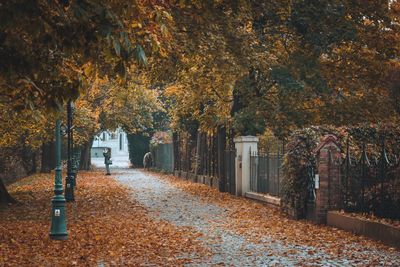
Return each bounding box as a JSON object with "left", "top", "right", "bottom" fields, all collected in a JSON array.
[
  {"left": 115, "top": 169, "right": 400, "bottom": 266},
  {"left": 92, "top": 155, "right": 130, "bottom": 168}
]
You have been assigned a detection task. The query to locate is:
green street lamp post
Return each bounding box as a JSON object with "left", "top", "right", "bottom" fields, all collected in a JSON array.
[
  {"left": 50, "top": 119, "right": 68, "bottom": 240},
  {"left": 65, "top": 100, "right": 75, "bottom": 201}
]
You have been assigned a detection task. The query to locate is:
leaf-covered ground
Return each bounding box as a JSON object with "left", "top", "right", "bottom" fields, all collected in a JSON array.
[
  {"left": 145, "top": 170, "right": 400, "bottom": 266},
  {"left": 2, "top": 169, "right": 400, "bottom": 266},
  {"left": 0, "top": 171, "right": 207, "bottom": 266}
]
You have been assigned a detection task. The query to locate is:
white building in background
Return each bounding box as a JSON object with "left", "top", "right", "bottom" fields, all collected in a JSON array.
[{"left": 91, "top": 128, "right": 129, "bottom": 157}]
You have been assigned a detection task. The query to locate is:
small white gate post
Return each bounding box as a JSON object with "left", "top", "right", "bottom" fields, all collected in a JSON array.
[{"left": 234, "top": 136, "right": 259, "bottom": 196}]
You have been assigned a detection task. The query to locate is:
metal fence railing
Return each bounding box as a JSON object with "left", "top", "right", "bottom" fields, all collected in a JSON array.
[
  {"left": 173, "top": 129, "right": 236, "bottom": 194},
  {"left": 250, "top": 150, "right": 283, "bottom": 197},
  {"left": 224, "top": 149, "right": 236, "bottom": 195},
  {"left": 152, "top": 143, "right": 174, "bottom": 172},
  {"left": 341, "top": 136, "right": 400, "bottom": 219}
]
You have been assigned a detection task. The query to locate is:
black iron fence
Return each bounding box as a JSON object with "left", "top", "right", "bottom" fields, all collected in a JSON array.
[
  {"left": 342, "top": 136, "right": 400, "bottom": 219},
  {"left": 250, "top": 150, "right": 284, "bottom": 197},
  {"left": 173, "top": 128, "right": 236, "bottom": 194},
  {"left": 224, "top": 149, "right": 236, "bottom": 195},
  {"left": 174, "top": 131, "right": 219, "bottom": 175},
  {"left": 152, "top": 143, "right": 174, "bottom": 172}
]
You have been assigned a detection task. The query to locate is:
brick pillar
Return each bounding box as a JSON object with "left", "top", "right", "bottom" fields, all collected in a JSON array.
[{"left": 313, "top": 135, "right": 341, "bottom": 224}]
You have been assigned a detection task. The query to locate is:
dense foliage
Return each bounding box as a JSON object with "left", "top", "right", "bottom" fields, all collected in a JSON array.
[
  {"left": 0, "top": 0, "right": 173, "bottom": 149},
  {"left": 2, "top": 0, "right": 400, "bottom": 155},
  {"left": 127, "top": 133, "right": 151, "bottom": 167},
  {"left": 1, "top": 0, "right": 400, "bottom": 204},
  {"left": 0, "top": 0, "right": 173, "bottom": 202},
  {"left": 160, "top": 1, "right": 400, "bottom": 137},
  {"left": 281, "top": 128, "right": 320, "bottom": 219}
]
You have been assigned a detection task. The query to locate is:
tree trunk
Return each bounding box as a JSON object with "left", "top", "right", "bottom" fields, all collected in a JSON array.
[
  {"left": 0, "top": 178, "right": 16, "bottom": 204},
  {"left": 172, "top": 132, "right": 180, "bottom": 171},
  {"left": 217, "top": 126, "right": 226, "bottom": 192},
  {"left": 194, "top": 131, "right": 201, "bottom": 175},
  {"left": 199, "top": 133, "right": 207, "bottom": 175},
  {"left": 212, "top": 132, "right": 218, "bottom": 177},
  {"left": 41, "top": 142, "right": 55, "bottom": 173},
  {"left": 189, "top": 132, "right": 197, "bottom": 173},
  {"left": 79, "top": 138, "right": 93, "bottom": 170},
  {"left": 30, "top": 152, "right": 37, "bottom": 174}
]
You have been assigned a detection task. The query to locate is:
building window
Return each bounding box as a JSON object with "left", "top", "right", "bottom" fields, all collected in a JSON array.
[{"left": 119, "top": 134, "right": 123, "bottom": 150}]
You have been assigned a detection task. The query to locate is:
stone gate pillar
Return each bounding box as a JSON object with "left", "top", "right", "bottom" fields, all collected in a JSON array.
[
  {"left": 234, "top": 136, "right": 258, "bottom": 196},
  {"left": 313, "top": 134, "right": 341, "bottom": 224}
]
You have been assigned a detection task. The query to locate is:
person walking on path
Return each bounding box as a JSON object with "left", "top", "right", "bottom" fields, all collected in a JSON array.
[
  {"left": 103, "top": 148, "right": 112, "bottom": 175},
  {"left": 143, "top": 152, "right": 152, "bottom": 170}
]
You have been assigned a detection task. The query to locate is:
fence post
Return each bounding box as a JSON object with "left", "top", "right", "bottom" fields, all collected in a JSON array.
[
  {"left": 313, "top": 134, "right": 341, "bottom": 224},
  {"left": 217, "top": 126, "right": 226, "bottom": 192},
  {"left": 172, "top": 132, "right": 179, "bottom": 173},
  {"left": 234, "top": 136, "right": 259, "bottom": 196}
]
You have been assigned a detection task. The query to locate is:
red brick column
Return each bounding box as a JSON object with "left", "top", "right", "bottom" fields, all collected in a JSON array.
[{"left": 313, "top": 135, "right": 341, "bottom": 224}]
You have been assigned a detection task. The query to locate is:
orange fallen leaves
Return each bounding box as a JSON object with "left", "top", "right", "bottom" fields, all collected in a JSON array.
[
  {"left": 0, "top": 171, "right": 207, "bottom": 266},
  {"left": 151, "top": 171, "right": 400, "bottom": 264}
]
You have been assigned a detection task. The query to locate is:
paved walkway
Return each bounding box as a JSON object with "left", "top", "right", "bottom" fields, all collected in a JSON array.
[{"left": 114, "top": 169, "right": 400, "bottom": 266}]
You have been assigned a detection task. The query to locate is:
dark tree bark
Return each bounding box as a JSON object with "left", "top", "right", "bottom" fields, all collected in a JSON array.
[
  {"left": 41, "top": 142, "right": 55, "bottom": 173},
  {"left": 209, "top": 135, "right": 212, "bottom": 176},
  {"left": 30, "top": 152, "right": 37, "bottom": 174},
  {"left": 217, "top": 126, "right": 226, "bottom": 192},
  {"left": 189, "top": 132, "right": 198, "bottom": 173},
  {"left": 172, "top": 132, "right": 180, "bottom": 171},
  {"left": 184, "top": 137, "right": 189, "bottom": 172},
  {"left": 0, "top": 178, "right": 16, "bottom": 204},
  {"left": 79, "top": 138, "right": 93, "bottom": 170},
  {"left": 212, "top": 132, "right": 218, "bottom": 177},
  {"left": 194, "top": 131, "right": 201, "bottom": 175},
  {"left": 200, "top": 133, "right": 207, "bottom": 175}
]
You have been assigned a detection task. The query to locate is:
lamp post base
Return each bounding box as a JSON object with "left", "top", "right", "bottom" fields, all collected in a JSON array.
[
  {"left": 50, "top": 195, "right": 68, "bottom": 240},
  {"left": 65, "top": 175, "right": 75, "bottom": 202},
  {"left": 49, "top": 233, "right": 69, "bottom": 240}
]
